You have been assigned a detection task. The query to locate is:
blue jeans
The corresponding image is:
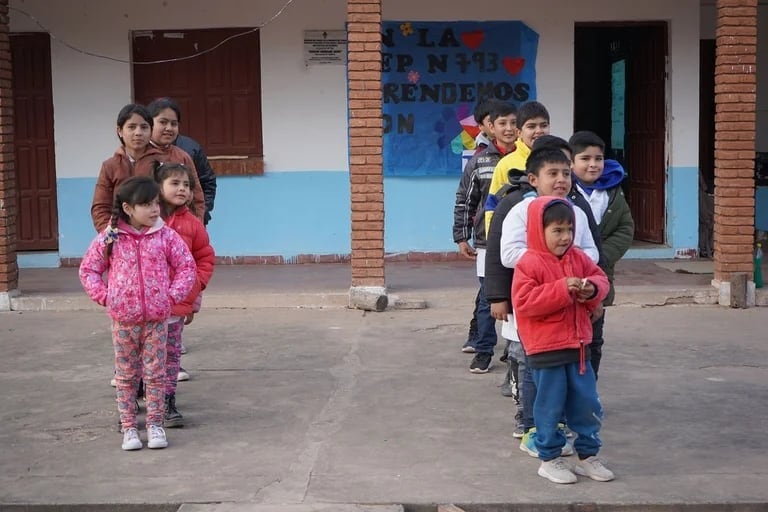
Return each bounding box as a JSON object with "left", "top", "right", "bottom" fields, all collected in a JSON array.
[
  {"left": 532, "top": 362, "right": 603, "bottom": 461},
  {"left": 474, "top": 277, "right": 497, "bottom": 355}
]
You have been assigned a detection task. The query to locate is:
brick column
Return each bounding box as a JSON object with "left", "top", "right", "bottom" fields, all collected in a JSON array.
[
  {"left": 713, "top": 0, "right": 757, "bottom": 301},
  {"left": 0, "top": 0, "right": 17, "bottom": 310},
  {"left": 347, "top": 0, "right": 387, "bottom": 310}
]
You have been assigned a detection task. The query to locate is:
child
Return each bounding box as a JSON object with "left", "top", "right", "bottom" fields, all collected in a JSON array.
[
  {"left": 499, "top": 146, "right": 598, "bottom": 455},
  {"left": 79, "top": 176, "right": 196, "bottom": 451},
  {"left": 153, "top": 162, "right": 216, "bottom": 427},
  {"left": 149, "top": 97, "right": 218, "bottom": 226},
  {"left": 91, "top": 103, "right": 206, "bottom": 233},
  {"left": 453, "top": 101, "right": 517, "bottom": 372},
  {"left": 484, "top": 101, "right": 551, "bottom": 234},
  {"left": 568, "top": 131, "right": 634, "bottom": 378},
  {"left": 512, "top": 196, "right": 612, "bottom": 484}
]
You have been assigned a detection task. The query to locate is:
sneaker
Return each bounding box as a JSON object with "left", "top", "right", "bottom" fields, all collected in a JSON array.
[
  {"left": 180, "top": 342, "right": 187, "bottom": 355},
  {"left": 121, "top": 428, "right": 142, "bottom": 451},
  {"left": 147, "top": 425, "right": 168, "bottom": 449},
  {"left": 519, "top": 429, "right": 574, "bottom": 458},
  {"left": 538, "top": 457, "right": 577, "bottom": 484},
  {"left": 176, "top": 368, "right": 190, "bottom": 382},
  {"left": 164, "top": 395, "right": 184, "bottom": 428},
  {"left": 573, "top": 456, "right": 615, "bottom": 482},
  {"left": 461, "top": 340, "right": 476, "bottom": 353},
  {"left": 110, "top": 377, "right": 116, "bottom": 387},
  {"left": 513, "top": 410, "right": 525, "bottom": 439},
  {"left": 469, "top": 353, "right": 492, "bottom": 373}
]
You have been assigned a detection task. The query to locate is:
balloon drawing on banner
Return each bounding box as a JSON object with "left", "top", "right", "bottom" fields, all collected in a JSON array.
[{"left": 381, "top": 21, "right": 539, "bottom": 177}]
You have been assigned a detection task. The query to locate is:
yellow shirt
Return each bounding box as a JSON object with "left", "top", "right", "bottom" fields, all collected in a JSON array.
[{"left": 484, "top": 138, "right": 532, "bottom": 233}]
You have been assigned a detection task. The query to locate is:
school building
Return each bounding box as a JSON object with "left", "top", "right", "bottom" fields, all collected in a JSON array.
[{"left": 0, "top": 0, "right": 764, "bottom": 306}]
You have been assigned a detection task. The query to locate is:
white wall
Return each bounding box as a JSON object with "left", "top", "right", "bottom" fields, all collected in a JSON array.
[
  {"left": 10, "top": 0, "right": 702, "bottom": 177},
  {"left": 9, "top": 0, "right": 350, "bottom": 177}
]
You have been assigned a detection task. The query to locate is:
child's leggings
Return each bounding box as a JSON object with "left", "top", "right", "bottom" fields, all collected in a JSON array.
[
  {"left": 165, "top": 319, "right": 184, "bottom": 397},
  {"left": 112, "top": 319, "right": 167, "bottom": 430}
]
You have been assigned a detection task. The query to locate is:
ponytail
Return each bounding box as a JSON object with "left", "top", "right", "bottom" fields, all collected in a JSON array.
[{"left": 104, "top": 196, "right": 122, "bottom": 263}]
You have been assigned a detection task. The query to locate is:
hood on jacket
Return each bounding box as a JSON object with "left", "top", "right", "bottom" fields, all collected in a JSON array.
[
  {"left": 116, "top": 216, "right": 165, "bottom": 236},
  {"left": 576, "top": 158, "right": 625, "bottom": 194},
  {"left": 526, "top": 196, "right": 575, "bottom": 256}
]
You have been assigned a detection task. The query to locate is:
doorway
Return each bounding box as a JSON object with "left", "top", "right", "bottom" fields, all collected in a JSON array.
[
  {"left": 11, "top": 33, "right": 58, "bottom": 251},
  {"left": 574, "top": 23, "right": 668, "bottom": 244}
]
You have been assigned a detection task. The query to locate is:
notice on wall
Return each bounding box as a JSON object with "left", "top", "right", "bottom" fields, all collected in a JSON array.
[
  {"left": 382, "top": 21, "right": 539, "bottom": 177},
  {"left": 304, "top": 30, "right": 347, "bottom": 65}
]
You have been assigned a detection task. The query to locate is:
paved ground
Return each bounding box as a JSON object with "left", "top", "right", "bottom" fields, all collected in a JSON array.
[{"left": 1, "top": 295, "right": 767, "bottom": 509}]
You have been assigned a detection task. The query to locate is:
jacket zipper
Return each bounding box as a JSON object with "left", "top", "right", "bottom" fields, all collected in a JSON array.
[{"left": 136, "top": 236, "right": 147, "bottom": 320}]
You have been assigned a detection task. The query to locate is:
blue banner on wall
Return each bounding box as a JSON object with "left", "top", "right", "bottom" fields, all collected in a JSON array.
[{"left": 382, "top": 21, "right": 539, "bottom": 177}]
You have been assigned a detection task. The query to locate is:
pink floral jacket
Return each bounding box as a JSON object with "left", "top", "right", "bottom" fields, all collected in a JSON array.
[{"left": 79, "top": 219, "right": 197, "bottom": 323}]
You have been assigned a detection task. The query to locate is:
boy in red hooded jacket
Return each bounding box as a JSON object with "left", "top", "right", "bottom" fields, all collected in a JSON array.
[{"left": 512, "top": 196, "right": 613, "bottom": 484}]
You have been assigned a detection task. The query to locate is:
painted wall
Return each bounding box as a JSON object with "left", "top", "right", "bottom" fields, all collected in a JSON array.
[{"left": 9, "top": 0, "right": 702, "bottom": 263}]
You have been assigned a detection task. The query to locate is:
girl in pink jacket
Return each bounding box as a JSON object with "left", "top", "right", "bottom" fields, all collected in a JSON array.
[{"left": 79, "top": 176, "right": 196, "bottom": 452}]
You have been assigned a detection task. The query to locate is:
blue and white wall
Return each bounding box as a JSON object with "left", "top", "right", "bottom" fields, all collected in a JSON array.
[{"left": 10, "top": 0, "right": 704, "bottom": 266}]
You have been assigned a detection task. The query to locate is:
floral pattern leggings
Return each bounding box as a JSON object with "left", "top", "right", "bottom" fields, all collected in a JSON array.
[
  {"left": 165, "top": 320, "right": 184, "bottom": 397},
  {"left": 112, "top": 319, "right": 167, "bottom": 430}
]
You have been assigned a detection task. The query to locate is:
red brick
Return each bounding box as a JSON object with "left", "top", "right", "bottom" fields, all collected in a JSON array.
[
  {"left": 716, "top": 25, "right": 756, "bottom": 37},
  {"left": 714, "top": 196, "right": 754, "bottom": 208},
  {"left": 716, "top": 54, "right": 756, "bottom": 65}
]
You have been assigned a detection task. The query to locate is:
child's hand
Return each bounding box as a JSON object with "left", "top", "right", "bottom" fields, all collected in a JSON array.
[
  {"left": 566, "top": 277, "right": 582, "bottom": 293},
  {"left": 184, "top": 312, "right": 195, "bottom": 325},
  {"left": 457, "top": 241, "right": 477, "bottom": 260},
  {"left": 490, "top": 301, "right": 509, "bottom": 321},
  {"left": 576, "top": 280, "right": 596, "bottom": 302}
]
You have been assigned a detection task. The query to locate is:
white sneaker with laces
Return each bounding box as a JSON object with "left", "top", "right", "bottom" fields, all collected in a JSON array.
[
  {"left": 538, "top": 457, "right": 577, "bottom": 484},
  {"left": 121, "top": 428, "right": 142, "bottom": 451},
  {"left": 147, "top": 425, "right": 168, "bottom": 449},
  {"left": 176, "top": 368, "right": 190, "bottom": 381},
  {"left": 573, "top": 456, "right": 615, "bottom": 481}
]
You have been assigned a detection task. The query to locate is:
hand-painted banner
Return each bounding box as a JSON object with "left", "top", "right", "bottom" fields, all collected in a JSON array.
[{"left": 381, "top": 21, "right": 538, "bottom": 177}]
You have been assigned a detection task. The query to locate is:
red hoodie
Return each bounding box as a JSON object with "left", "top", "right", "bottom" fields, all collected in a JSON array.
[{"left": 511, "top": 196, "right": 609, "bottom": 373}]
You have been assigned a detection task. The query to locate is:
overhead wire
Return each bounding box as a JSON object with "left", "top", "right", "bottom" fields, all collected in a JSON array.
[{"left": 9, "top": 0, "right": 296, "bottom": 65}]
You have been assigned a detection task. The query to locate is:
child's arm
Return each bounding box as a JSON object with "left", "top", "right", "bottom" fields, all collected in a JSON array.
[
  {"left": 574, "top": 207, "right": 600, "bottom": 263},
  {"left": 453, "top": 158, "right": 481, "bottom": 257},
  {"left": 512, "top": 258, "right": 574, "bottom": 318},
  {"left": 499, "top": 200, "right": 528, "bottom": 268},
  {"left": 573, "top": 251, "right": 610, "bottom": 307},
  {"left": 78, "top": 235, "right": 109, "bottom": 306},
  {"left": 601, "top": 190, "right": 635, "bottom": 266},
  {"left": 164, "top": 230, "right": 197, "bottom": 305},
  {"left": 191, "top": 223, "right": 215, "bottom": 289}
]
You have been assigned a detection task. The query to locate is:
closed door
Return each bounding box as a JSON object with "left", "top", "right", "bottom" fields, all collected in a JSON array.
[{"left": 12, "top": 33, "right": 58, "bottom": 251}]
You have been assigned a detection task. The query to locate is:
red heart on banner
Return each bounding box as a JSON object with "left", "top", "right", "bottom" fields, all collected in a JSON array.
[
  {"left": 502, "top": 56, "right": 526, "bottom": 76},
  {"left": 461, "top": 30, "right": 485, "bottom": 50}
]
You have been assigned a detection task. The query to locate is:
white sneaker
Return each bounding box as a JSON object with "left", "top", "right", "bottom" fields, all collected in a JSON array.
[
  {"left": 573, "top": 456, "right": 615, "bottom": 482},
  {"left": 538, "top": 457, "right": 577, "bottom": 484},
  {"left": 176, "top": 368, "right": 190, "bottom": 381},
  {"left": 110, "top": 377, "right": 117, "bottom": 387},
  {"left": 180, "top": 343, "right": 187, "bottom": 355},
  {"left": 121, "top": 428, "right": 142, "bottom": 451},
  {"left": 147, "top": 425, "right": 168, "bottom": 449}
]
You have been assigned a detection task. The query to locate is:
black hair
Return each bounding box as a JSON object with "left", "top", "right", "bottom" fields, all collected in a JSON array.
[
  {"left": 489, "top": 101, "right": 518, "bottom": 123},
  {"left": 542, "top": 200, "right": 575, "bottom": 229},
  {"left": 147, "top": 97, "right": 182, "bottom": 122},
  {"left": 516, "top": 101, "right": 550, "bottom": 129},
  {"left": 116, "top": 104, "right": 152, "bottom": 145},
  {"left": 526, "top": 147, "right": 572, "bottom": 176},
  {"left": 473, "top": 98, "right": 500, "bottom": 125},
  {"left": 152, "top": 161, "right": 197, "bottom": 217},
  {"left": 105, "top": 176, "right": 160, "bottom": 260},
  {"left": 532, "top": 135, "right": 572, "bottom": 160},
  {"left": 569, "top": 130, "right": 606, "bottom": 155}
]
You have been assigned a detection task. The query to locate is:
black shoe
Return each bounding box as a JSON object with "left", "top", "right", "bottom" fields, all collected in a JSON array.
[
  {"left": 164, "top": 395, "right": 184, "bottom": 428},
  {"left": 469, "top": 353, "right": 492, "bottom": 374}
]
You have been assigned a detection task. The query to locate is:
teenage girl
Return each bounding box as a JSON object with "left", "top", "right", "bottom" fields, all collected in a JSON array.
[
  {"left": 80, "top": 176, "right": 196, "bottom": 451},
  {"left": 153, "top": 161, "right": 215, "bottom": 428}
]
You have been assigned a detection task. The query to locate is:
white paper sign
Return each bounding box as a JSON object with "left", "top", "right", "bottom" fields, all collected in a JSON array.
[{"left": 304, "top": 30, "right": 347, "bottom": 66}]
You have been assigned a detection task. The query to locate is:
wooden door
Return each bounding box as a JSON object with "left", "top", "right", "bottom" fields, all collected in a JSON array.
[
  {"left": 132, "top": 28, "right": 263, "bottom": 157},
  {"left": 625, "top": 25, "right": 667, "bottom": 243},
  {"left": 11, "top": 33, "right": 58, "bottom": 251}
]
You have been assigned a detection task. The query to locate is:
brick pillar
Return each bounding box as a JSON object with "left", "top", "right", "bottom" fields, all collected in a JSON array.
[
  {"left": 713, "top": 0, "right": 757, "bottom": 303},
  {"left": 347, "top": 0, "right": 387, "bottom": 310},
  {"left": 0, "top": 0, "right": 17, "bottom": 309}
]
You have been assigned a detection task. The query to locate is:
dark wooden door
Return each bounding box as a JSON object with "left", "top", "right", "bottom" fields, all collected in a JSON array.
[
  {"left": 132, "top": 28, "right": 263, "bottom": 157},
  {"left": 11, "top": 33, "right": 58, "bottom": 251},
  {"left": 626, "top": 25, "right": 667, "bottom": 243},
  {"left": 699, "top": 40, "right": 716, "bottom": 193}
]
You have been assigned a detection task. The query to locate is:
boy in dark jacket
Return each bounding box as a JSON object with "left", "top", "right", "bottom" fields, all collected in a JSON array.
[
  {"left": 453, "top": 101, "right": 517, "bottom": 372},
  {"left": 568, "top": 131, "right": 634, "bottom": 378},
  {"left": 512, "top": 196, "right": 612, "bottom": 484}
]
